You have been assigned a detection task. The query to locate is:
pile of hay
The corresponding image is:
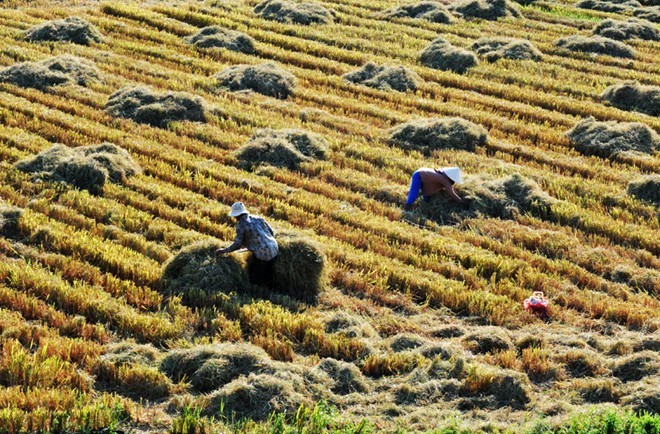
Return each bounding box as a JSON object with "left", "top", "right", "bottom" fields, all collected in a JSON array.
[
  {"left": 387, "top": 334, "right": 428, "bottom": 353},
  {"left": 462, "top": 329, "right": 513, "bottom": 354},
  {"left": 254, "top": 0, "right": 334, "bottom": 25},
  {"left": 14, "top": 143, "right": 140, "bottom": 195},
  {"left": 414, "top": 174, "right": 555, "bottom": 224},
  {"left": 274, "top": 231, "right": 326, "bottom": 304},
  {"left": 159, "top": 239, "right": 249, "bottom": 306},
  {"left": 419, "top": 38, "right": 478, "bottom": 73},
  {"left": 463, "top": 365, "right": 530, "bottom": 409},
  {"left": 633, "top": 6, "right": 660, "bottom": 23},
  {"left": 472, "top": 37, "right": 542, "bottom": 62},
  {"left": 593, "top": 18, "right": 660, "bottom": 40},
  {"left": 184, "top": 26, "right": 256, "bottom": 53},
  {"left": 555, "top": 35, "right": 635, "bottom": 58},
  {"left": 0, "top": 55, "right": 101, "bottom": 90},
  {"left": 388, "top": 117, "right": 487, "bottom": 154},
  {"left": 105, "top": 86, "right": 208, "bottom": 127},
  {"left": 312, "top": 358, "right": 370, "bottom": 395},
  {"left": 577, "top": 0, "right": 641, "bottom": 12},
  {"left": 215, "top": 62, "right": 296, "bottom": 99},
  {"left": 160, "top": 343, "right": 272, "bottom": 392},
  {"left": 0, "top": 205, "right": 23, "bottom": 239},
  {"left": 601, "top": 81, "right": 659, "bottom": 116},
  {"left": 204, "top": 372, "right": 309, "bottom": 421},
  {"left": 449, "top": 0, "right": 522, "bottom": 20},
  {"left": 102, "top": 342, "right": 161, "bottom": 366},
  {"left": 612, "top": 351, "right": 659, "bottom": 382},
  {"left": 381, "top": 2, "right": 455, "bottom": 23},
  {"left": 235, "top": 128, "right": 328, "bottom": 170},
  {"left": 23, "top": 16, "right": 102, "bottom": 45},
  {"left": 566, "top": 117, "right": 660, "bottom": 158},
  {"left": 343, "top": 62, "right": 422, "bottom": 92},
  {"left": 324, "top": 311, "right": 379, "bottom": 339},
  {"left": 627, "top": 175, "right": 660, "bottom": 206}
]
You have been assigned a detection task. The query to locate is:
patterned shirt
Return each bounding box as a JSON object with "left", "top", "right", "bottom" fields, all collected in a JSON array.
[{"left": 224, "top": 214, "right": 279, "bottom": 261}]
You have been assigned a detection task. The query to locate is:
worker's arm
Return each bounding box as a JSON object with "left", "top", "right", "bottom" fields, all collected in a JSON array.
[
  {"left": 216, "top": 221, "right": 245, "bottom": 255},
  {"left": 446, "top": 185, "right": 464, "bottom": 203}
]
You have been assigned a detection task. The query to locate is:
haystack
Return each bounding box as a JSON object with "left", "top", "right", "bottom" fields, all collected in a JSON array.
[
  {"left": 159, "top": 239, "right": 249, "bottom": 306},
  {"left": 102, "top": 342, "right": 161, "bottom": 366},
  {"left": 555, "top": 35, "right": 635, "bottom": 58},
  {"left": 449, "top": 0, "right": 522, "bottom": 20},
  {"left": 388, "top": 116, "right": 487, "bottom": 154},
  {"left": 566, "top": 117, "right": 660, "bottom": 158},
  {"left": 23, "top": 16, "right": 102, "bottom": 45},
  {"left": 274, "top": 231, "right": 326, "bottom": 304},
  {"left": 463, "top": 366, "right": 530, "bottom": 408},
  {"left": 381, "top": 2, "right": 455, "bottom": 23},
  {"left": 387, "top": 333, "right": 428, "bottom": 353},
  {"left": 343, "top": 62, "right": 422, "bottom": 92},
  {"left": 472, "top": 37, "right": 542, "bottom": 62},
  {"left": 612, "top": 351, "right": 659, "bottom": 382},
  {"left": 419, "top": 38, "right": 478, "bottom": 73},
  {"left": 105, "top": 86, "right": 208, "bottom": 127},
  {"left": 0, "top": 55, "right": 101, "bottom": 90},
  {"left": 0, "top": 205, "right": 23, "bottom": 239},
  {"left": 14, "top": 143, "right": 140, "bottom": 195},
  {"left": 324, "top": 311, "right": 379, "bottom": 339},
  {"left": 577, "top": 0, "right": 641, "bottom": 12},
  {"left": 254, "top": 0, "right": 334, "bottom": 24},
  {"left": 627, "top": 175, "right": 660, "bottom": 206},
  {"left": 204, "top": 372, "right": 309, "bottom": 421},
  {"left": 313, "top": 358, "right": 370, "bottom": 395},
  {"left": 416, "top": 174, "right": 555, "bottom": 224},
  {"left": 463, "top": 329, "right": 513, "bottom": 354},
  {"left": 215, "top": 62, "right": 296, "bottom": 99},
  {"left": 633, "top": 6, "right": 660, "bottom": 23},
  {"left": 235, "top": 128, "right": 328, "bottom": 170},
  {"left": 593, "top": 18, "right": 660, "bottom": 40},
  {"left": 160, "top": 343, "right": 272, "bottom": 392},
  {"left": 395, "top": 379, "right": 462, "bottom": 405},
  {"left": 601, "top": 81, "right": 659, "bottom": 116},
  {"left": 184, "top": 26, "right": 256, "bottom": 53}
]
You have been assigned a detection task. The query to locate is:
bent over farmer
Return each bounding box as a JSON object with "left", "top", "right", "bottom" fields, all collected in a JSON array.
[
  {"left": 404, "top": 167, "right": 465, "bottom": 211},
  {"left": 216, "top": 202, "right": 278, "bottom": 290}
]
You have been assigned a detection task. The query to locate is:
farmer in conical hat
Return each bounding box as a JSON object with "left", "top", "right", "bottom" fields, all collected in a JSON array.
[
  {"left": 403, "top": 167, "right": 465, "bottom": 211},
  {"left": 216, "top": 202, "right": 279, "bottom": 290}
]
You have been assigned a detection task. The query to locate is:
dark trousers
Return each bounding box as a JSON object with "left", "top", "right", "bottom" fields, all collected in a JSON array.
[{"left": 249, "top": 255, "right": 277, "bottom": 290}]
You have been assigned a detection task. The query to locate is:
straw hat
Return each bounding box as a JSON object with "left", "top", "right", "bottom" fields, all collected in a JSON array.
[
  {"left": 228, "top": 202, "right": 248, "bottom": 217},
  {"left": 443, "top": 167, "right": 463, "bottom": 184}
]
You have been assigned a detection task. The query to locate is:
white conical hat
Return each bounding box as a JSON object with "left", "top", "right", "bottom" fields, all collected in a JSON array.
[
  {"left": 228, "top": 202, "right": 248, "bottom": 217},
  {"left": 443, "top": 167, "right": 462, "bottom": 184}
]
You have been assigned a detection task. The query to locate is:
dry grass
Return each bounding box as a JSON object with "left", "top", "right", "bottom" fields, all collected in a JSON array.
[
  {"left": 612, "top": 351, "right": 659, "bottom": 382},
  {"left": 419, "top": 38, "right": 478, "bottom": 73},
  {"left": 601, "top": 81, "right": 659, "bottom": 116},
  {"left": 105, "top": 86, "right": 208, "bottom": 127},
  {"left": 555, "top": 35, "right": 636, "bottom": 58},
  {"left": 236, "top": 128, "right": 328, "bottom": 170},
  {"left": 159, "top": 239, "right": 249, "bottom": 306},
  {"left": 203, "top": 372, "right": 310, "bottom": 421},
  {"left": 273, "top": 231, "right": 327, "bottom": 304},
  {"left": 573, "top": 378, "right": 621, "bottom": 403},
  {"left": 566, "top": 117, "right": 660, "bottom": 158},
  {"left": 577, "top": 0, "right": 641, "bottom": 13},
  {"left": 381, "top": 2, "right": 455, "bottom": 23},
  {"left": 0, "top": 205, "right": 23, "bottom": 239},
  {"left": 593, "top": 18, "right": 660, "bottom": 40},
  {"left": 14, "top": 143, "right": 140, "bottom": 195},
  {"left": 0, "top": 55, "right": 101, "bottom": 90},
  {"left": 462, "top": 328, "right": 513, "bottom": 354},
  {"left": 343, "top": 62, "right": 422, "bottom": 92},
  {"left": 23, "top": 16, "right": 102, "bottom": 45},
  {"left": 463, "top": 364, "right": 530, "bottom": 409},
  {"left": 633, "top": 6, "right": 660, "bottom": 23},
  {"left": 313, "top": 358, "right": 370, "bottom": 395},
  {"left": 254, "top": 0, "right": 335, "bottom": 24},
  {"left": 389, "top": 116, "right": 487, "bottom": 154},
  {"left": 449, "top": 0, "right": 522, "bottom": 20},
  {"left": 215, "top": 62, "right": 296, "bottom": 99},
  {"left": 184, "top": 26, "right": 256, "bottom": 53},
  {"left": 472, "top": 37, "right": 542, "bottom": 62}
]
